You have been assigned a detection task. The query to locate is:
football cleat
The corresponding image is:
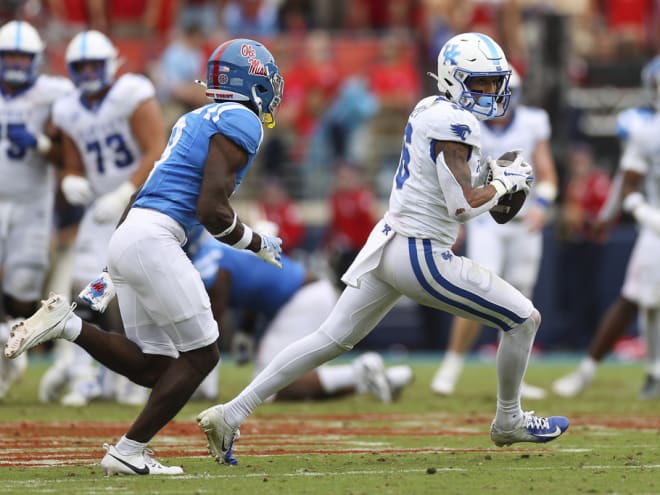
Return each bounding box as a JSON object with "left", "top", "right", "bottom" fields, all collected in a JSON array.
[
  {"left": 100, "top": 443, "right": 183, "bottom": 475},
  {"left": 4, "top": 293, "right": 76, "bottom": 359},
  {"left": 197, "top": 405, "right": 240, "bottom": 465},
  {"left": 353, "top": 352, "right": 393, "bottom": 403},
  {"left": 638, "top": 374, "right": 660, "bottom": 400},
  {"left": 386, "top": 365, "right": 414, "bottom": 401},
  {"left": 520, "top": 381, "right": 547, "bottom": 400},
  {"left": 491, "top": 411, "right": 569, "bottom": 447},
  {"left": 552, "top": 369, "right": 594, "bottom": 398}
]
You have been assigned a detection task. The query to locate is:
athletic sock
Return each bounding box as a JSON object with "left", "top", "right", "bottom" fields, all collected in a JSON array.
[
  {"left": 62, "top": 313, "right": 82, "bottom": 341},
  {"left": 225, "top": 329, "right": 346, "bottom": 427},
  {"left": 317, "top": 364, "right": 356, "bottom": 394},
  {"left": 579, "top": 356, "right": 597, "bottom": 378},
  {"left": 115, "top": 435, "right": 147, "bottom": 456}
]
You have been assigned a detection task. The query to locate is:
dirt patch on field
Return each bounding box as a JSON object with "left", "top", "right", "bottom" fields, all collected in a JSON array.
[{"left": 0, "top": 413, "right": 656, "bottom": 467}]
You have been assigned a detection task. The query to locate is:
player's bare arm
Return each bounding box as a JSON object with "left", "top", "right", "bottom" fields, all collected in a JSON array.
[
  {"left": 621, "top": 169, "right": 644, "bottom": 198},
  {"left": 197, "top": 133, "right": 261, "bottom": 252},
  {"left": 129, "top": 97, "right": 167, "bottom": 187},
  {"left": 61, "top": 131, "right": 86, "bottom": 176},
  {"left": 436, "top": 139, "right": 497, "bottom": 208}
]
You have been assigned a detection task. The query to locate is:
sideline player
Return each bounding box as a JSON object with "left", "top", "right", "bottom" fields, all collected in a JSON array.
[
  {"left": 553, "top": 56, "right": 660, "bottom": 400},
  {"left": 431, "top": 69, "right": 558, "bottom": 399},
  {"left": 5, "top": 38, "right": 285, "bottom": 474},
  {"left": 186, "top": 223, "right": 413, "bottom": 403},
  {"left": 38, "top": 30, "right": 166, "bottom": 407},
  {"left": 196, "top": 32, "right": 569, "bottom": 465},
  {"left": 0, "top": 20, "right": 73, "bottom": 399}
]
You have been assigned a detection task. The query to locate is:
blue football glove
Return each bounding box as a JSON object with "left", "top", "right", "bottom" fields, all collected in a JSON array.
[
  {"left": 256, "top": 233, "right": 283, "bottom": 268},
  {"left": 7, "top": 124, "right": 38, "bottom": 149}
]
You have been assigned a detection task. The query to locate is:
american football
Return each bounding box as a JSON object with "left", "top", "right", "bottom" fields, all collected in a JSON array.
[{"left": 488, "top": 151, "right": 529, "bottom": 224}]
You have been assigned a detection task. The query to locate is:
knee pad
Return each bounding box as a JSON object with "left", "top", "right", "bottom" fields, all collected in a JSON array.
[{"left": 510, "top": 308, "right": 541, "bottom": 338}]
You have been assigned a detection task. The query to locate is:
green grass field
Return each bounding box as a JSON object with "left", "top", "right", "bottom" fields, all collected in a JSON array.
[{"left": 1, "top": 355, "right": 658, "bottom": 495}]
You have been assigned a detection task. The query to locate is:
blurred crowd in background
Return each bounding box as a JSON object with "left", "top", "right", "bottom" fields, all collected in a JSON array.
[{"left": 2, "top": 0, "right": 659, "bottom": 356}]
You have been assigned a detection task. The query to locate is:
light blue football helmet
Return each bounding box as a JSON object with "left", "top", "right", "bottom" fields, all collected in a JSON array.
[
  {"left": 205, "top": 38, "right": 284, "bottom": 128},
  {"left": 429, "top": 32, "right": 511, "bottom": 121},
  {"left": 641, "top": 55, "right": 660, "bottom": 111}
]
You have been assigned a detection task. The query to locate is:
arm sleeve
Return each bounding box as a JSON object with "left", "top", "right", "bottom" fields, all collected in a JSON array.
[{"left": 435, "top": 151, "right": 499, "bottom": 223}]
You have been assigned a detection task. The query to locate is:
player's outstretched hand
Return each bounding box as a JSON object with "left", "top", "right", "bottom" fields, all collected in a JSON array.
[
  {"left": 257, "top": 233, "right": 283, "bottom": 268},
  {"left": 78, "top": 268, "right": 116, "bottom": 313}
]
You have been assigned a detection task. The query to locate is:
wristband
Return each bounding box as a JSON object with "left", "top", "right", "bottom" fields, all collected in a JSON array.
[
  {"left": 231, "top": 224, "right": 253, "bottom": 249},
  {"left": 36, "top": 134, "right": 52, "bottom": 154},
  {"left": 212, "top": 212, "right": 238, "bottom": 239},
  {"left": 491, "top": 178, "right": 508, "bottom": 198}
]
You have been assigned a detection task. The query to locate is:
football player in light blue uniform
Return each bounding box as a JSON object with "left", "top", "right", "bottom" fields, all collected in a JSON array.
[
  {"left": 4, "top": 38, "right": 284, "bottom": 475},
  {"left": 186, "top": 225, "right": 413, "bottom": 403},
  {"left": 196, "top": 32, "right": 569, "bottom": 466}
]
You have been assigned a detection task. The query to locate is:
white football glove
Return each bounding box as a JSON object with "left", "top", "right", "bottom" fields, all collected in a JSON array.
[
  {"left": 488, "top": 155, "right": 534, "bottom": 196},
  {"left": 78, "top": 269, "right": 116, "bottom": 313},
  {"left": 93, "top": 181, "right": 136, "bottom": 223},
  {"left": 256, "top": 233, "right": 283, "bottom": 268},
  {"left": 61, "top": 175, "right": 94, "bottom": 206}
]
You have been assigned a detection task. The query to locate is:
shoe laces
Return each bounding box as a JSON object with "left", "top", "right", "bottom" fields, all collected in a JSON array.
[{"left": 523, "top": 411, "right": 549, "bottom": 430}]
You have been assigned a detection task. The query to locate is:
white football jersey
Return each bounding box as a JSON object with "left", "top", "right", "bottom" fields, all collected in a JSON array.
[
  {"left": 0, "top": 75, "right": 74, "bottom": 200},
  {"left": 385, "top": 96, "right": 481, "bottom": 246},
  {"left": 617, "top": 107, "right": 660, "bottom": 208},
  {"left": 480, "top": 105, "right": 551, "bottom": 217},
  {"left": 53, "top": 73, "right": 156, "bottom": 195}
]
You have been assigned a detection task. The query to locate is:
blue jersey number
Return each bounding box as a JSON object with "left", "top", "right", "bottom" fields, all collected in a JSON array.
[
  {"left": 395, "top": 122, "right": 413, "bottom": 189},
  {"left": 86, "top": 133, "right": 135, "bottom": 173},
  {"left": 4, "top": 124, "right": 30, "bottom": 160}
]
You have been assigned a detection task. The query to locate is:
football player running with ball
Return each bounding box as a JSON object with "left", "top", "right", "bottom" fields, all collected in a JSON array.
[
  {"left": 196, "top": 32, "right": 569, "bottom": 466},
  {"left": 4, "top": 38, "right": 284, "bottom": 475},
  {"left": 431, "top": 68, "right": 559, "bottom": 399}
]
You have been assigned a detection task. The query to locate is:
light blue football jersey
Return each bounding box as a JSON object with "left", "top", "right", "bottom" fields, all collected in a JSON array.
[{"left": 134, "top": 102, "right": 263, "bottom": 234}]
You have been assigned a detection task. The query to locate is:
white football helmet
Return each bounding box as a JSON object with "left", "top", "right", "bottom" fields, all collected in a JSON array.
[
  {"left": 66, "top": 30, "right": 118, "bottom": 95},
  {"left": 429, "top": 32, "right": 511, "bottom": 121},
  {"left": 641, "top": 55, "right": 660, "bottom": 111},
  {"left": 0, "top": 20, "right": 44, "bottom": 86}
]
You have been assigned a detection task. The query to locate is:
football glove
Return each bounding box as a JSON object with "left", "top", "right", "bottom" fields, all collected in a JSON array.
[
  {"left": 93, "top": 181, "right": 136, "bottom": 223},
  {"left": 62, "top": 175, "right": 94, "bottom": 206},
  {"left": 7, "top": 124, "right": 52, "bottom": 154},
  {"left": 78, "top": 268, "right": 116, "bottom": 313},
  {"left": 256, "top": 233, "right": 283, "bottom": 268},
  {"left": 488, "top": 154, "right": 534, "bottom": 197}
]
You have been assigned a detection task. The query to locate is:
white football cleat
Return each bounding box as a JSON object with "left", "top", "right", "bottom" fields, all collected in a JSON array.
[
  {"left": 4, "top": 293, "right": 75, "bottom": 359},
  {"left": 520, "top": 381, "right": 547, "bottom": 400},
  {"left": 353, "top": 352, "right": 393, "bottom": 403},
  {"left": 430, "top": 366, "right": 460, "bottom": 396},
  {"left": 386, "top": 365, "right": 414, "bottom": 401},
  {"left": 100, "top": 443, "right": 183, "bottom": 475},
  {"left": 552, "top": 369, "right": 593, "bottom": 398},
  {"left": 197, "top": 404, "right": 240, "bottom": 465}
]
